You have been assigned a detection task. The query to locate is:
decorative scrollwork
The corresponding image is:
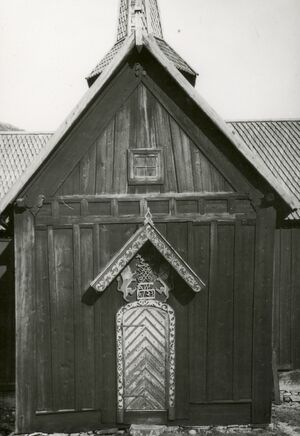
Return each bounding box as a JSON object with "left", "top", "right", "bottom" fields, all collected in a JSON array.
[{"left": 90, "top": 212, "right": 205, "bottom": 295}]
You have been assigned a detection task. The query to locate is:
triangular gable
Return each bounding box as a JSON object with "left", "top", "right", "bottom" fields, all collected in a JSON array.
[
  {"left": 90, "top": 210, "right": 205, "bottom": 294},
  {"left": 143, "top": 34, "right": 299, "bottom": 210},
  {"left": 1, "top": 30, "right": 299, "bottom": 213}
]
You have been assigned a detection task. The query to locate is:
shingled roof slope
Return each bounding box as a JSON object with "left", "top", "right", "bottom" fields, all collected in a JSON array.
[
  {"left": 229, "top": 120, "right": 300, "bottom": 220},
  {"left": 87, "top": 37, "right": 196, "bottom": 85},
  {"left": 0, "top": 132, "right": 52, "bottom": 203}
]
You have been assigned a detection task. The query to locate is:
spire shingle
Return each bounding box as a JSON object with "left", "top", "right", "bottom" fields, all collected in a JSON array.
[{"left": 117, "top": 0, "right": 163, "bottom": 41}]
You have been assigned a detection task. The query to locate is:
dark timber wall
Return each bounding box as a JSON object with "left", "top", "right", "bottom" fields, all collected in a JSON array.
[
  {"left": 15, "top": 57, "right": 277, "bottom": 432},
  {"left": 0, "top": 238, "right": 15, "bottom": 393},
  {"left": 273, "top": 226, "right": 300, "bottom": 371}
]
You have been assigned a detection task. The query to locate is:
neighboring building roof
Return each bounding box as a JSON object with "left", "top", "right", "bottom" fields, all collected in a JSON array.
[
  {"left": 0, "top": 34, "right": 299, "bottom": 217},
  {"left": 0, "top": 122, "right": 22, "bottom": 131},
  {"left": 86, "top": 0, "right": 197, "bottom": 86},
  {"left": 0, "top": 132, "right": 52, "bottom": 206},
  {"left": 229, "top": 121, "right": 300, "bottom": 220}
]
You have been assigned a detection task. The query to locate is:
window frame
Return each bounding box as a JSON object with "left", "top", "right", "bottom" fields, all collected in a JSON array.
[{"left": 128, "top": 148, "right": 164, "bottom": 185}]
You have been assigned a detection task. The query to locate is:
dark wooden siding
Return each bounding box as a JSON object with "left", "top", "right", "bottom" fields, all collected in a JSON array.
[
  {"left": 0, "top": 238, "right": 15, "bottom": 392},
  {"left": 31, "top": 218, "right": 257, "bottom": 428},
  {"left": 56, "top": 84, "right": 233, "bottom": 196},
  {"left": 273, "top": 226, "right": 300, "bottom": 370}
]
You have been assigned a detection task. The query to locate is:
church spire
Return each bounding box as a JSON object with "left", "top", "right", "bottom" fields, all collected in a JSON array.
[
  {"left": 86, "top": 0, "right": 197, "bottom": 87},
  {"left": 116, "top": 0, "right": 163, "bottom": 41}
]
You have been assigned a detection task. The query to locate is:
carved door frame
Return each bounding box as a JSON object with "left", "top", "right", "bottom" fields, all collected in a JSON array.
[{"left": 116, "top": 299, "right": 175, "bottom": 423}]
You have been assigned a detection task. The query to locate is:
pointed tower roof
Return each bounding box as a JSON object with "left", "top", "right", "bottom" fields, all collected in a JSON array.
[{"left": 86, "top": 0, "right": 197, "bottom": 87}]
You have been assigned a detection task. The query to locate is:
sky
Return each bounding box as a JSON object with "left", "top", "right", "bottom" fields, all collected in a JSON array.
[{"left": 0, "top": 0, "right": 299, "bottom": 131}]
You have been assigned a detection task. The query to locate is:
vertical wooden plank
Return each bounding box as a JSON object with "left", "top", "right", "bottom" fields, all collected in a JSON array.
[
  {"left": 99, "top": 223, "right": 137, "bottom": 423},
  {"left": 113, "top": 104, "right": 131, "bottom": 193},
  {"left": 144, "top": 86, "right": 157, "bottom": 149},
  {"left": 0, "top": 238, "right": 15, "bottom": 391},
  {"left": 278, "top": 229, "right": 292, "bottom": 368},
  {"left": 95, "top": 119, "right": 115, "bottom": 195},
  {"left": 73, "top": 225, "right": 95, "bottom": 410},
  {"left": 272, "top": 230, "right": 281, "bottom": 361},
  {"left": 93, "top": 224, "right": 103, "bottom": 413},
  {"left": 51, "top": 228, "right": 75, "bottom": 410},
  {"left": 189, "top": 224, "right": 210, "bottom": 402},
  {"left": 208, "top": 223, "right": 235, "bottom": 401},
  {"left": 80, "top": 227, "right": 95, "bottom": 407},
  {"left": 167, "top": 222, "right": 189, "bottom": 419},
  {"left": 200, "top": 154, "right": 213, "bottom": 192},
  {"left": 79, "top": 143, "right": 97, "bottom": 194},
  {"left": 15, "top": 211, "right": 36, "bottom": 432},
  {"left": 129, "top": 87, "right": 138, "bottom": 150},
  {"left": 36, "top": 229, "right": 52, "bottom": 411},
  {"left": 60, "top": 164, "right": 80, "bottom": 195},
  {"left": 190, "top": 145, "right": 204, "bottom": 191},
  {"left": 169, "top": 119, "right": 194, "bottom": 192},
  {"left": 291, "top": 227, "right": 300, "bottom": 368},
  {"left": 233, "top": 222, "right": 255, "bottom": 400},
  {"left": 252, "top": 206, "right": 276, "bottom": 424},
  {"left": 136, "top": 84, "right": 151, "bottom": 148},
  {"left": 153, "top": 101, "right": 177, "bottom": 192}
]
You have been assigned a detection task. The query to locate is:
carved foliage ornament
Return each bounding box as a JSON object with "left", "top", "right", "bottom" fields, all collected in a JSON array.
[
  {"left": 117, "top": 253, "right": 172, "bottom": 302},
  {"left": 90, "top": 210, "right": 205, "bottom": 294}
]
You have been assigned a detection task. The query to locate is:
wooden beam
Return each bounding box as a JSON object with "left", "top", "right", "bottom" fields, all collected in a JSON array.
[
  {"left": 252, "top": 206, "right": 276, "bottom": 424},
  {"left": 15, "top": 210, "right": 36, "bottom": 432}
]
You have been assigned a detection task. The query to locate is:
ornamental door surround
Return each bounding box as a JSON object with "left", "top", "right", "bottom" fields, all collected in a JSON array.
[{"left": 89, "top": 210, "right": 205, "bottom": 422}]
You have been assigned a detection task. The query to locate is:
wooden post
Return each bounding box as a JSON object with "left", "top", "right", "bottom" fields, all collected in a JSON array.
[
  {"left": 15, "top": 210, "right": 36, "bottom": 433},
  {"left": 252, "top": 206, "right": 276, "bottom": 424}
]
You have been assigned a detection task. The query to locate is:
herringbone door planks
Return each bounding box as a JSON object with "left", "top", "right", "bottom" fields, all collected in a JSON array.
[{"left": 123, "top": 306, "right": 168, "bottom": 411}]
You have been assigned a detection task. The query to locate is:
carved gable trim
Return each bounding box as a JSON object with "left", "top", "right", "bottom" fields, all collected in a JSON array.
[{"left": 90, "top": 210, "right": 205, "bottom": 294}]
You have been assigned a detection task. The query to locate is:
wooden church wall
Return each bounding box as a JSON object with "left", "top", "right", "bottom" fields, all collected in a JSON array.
[
  {"left": 273, "top": 226, "right": 300, "bottom": 371},
  {"left": 15, "top": 210, "right": 277, "bottom": 431},
  {"left": 0, "top": 238, "right": 15, "bottom": 393}
]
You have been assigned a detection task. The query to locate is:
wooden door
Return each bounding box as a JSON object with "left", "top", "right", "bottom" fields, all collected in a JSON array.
[
  {"left": 116, "top": 300, "right": 175, "bottom": 423},
  {"left": 123, "top": 305, "right": 167, "bottom": 411}
]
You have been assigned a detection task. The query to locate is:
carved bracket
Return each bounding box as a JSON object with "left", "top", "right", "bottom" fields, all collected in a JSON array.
[
  {"left": 134, "top": 63, "right": 146, "bottom": 78},
  {"left": 15, "top": 194, "right": 45, "bottom": 216}
]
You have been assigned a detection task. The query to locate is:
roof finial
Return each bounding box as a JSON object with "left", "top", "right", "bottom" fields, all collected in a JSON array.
[{"left": 144, "top": 208, "right": 154, "bottom": 225}]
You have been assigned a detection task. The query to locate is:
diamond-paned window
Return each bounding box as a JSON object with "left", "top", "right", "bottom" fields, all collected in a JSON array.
[{"left": 128, "top": 149, "right": 164, "bottom": 185}]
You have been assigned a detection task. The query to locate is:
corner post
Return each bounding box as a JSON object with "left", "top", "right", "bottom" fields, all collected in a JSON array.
[
  {"left": 15, "top": 209, "right": 36, "bottom": 432},
  {"left": 252, "top": 205, "right": 276, "bottom": 424}
]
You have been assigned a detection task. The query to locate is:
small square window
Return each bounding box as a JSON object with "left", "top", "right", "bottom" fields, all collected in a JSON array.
[{"left": 128, "top": 149, "right": 164, "bottom": 185}]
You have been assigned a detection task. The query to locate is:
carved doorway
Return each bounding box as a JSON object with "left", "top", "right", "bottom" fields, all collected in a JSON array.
[{"left": 117, "top": 300, "right": 175, "bottom": 423}]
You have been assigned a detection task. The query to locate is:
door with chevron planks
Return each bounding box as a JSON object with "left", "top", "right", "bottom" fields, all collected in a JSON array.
[{"left": 123, "top": 306, "right": 167, "bottom": 411}]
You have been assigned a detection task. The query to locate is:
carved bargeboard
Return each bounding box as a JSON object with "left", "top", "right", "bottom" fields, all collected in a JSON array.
[{"left": 116, "top": 300, "right": 175, "bottom": 422}]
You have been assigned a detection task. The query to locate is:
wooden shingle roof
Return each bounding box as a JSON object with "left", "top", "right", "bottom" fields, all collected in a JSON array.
[
  {"left": 0, "top": 132, "right": 52, "bottom": 205},
  {"left": 229, "top": 121, "right": 300, "bottom": 220}
]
